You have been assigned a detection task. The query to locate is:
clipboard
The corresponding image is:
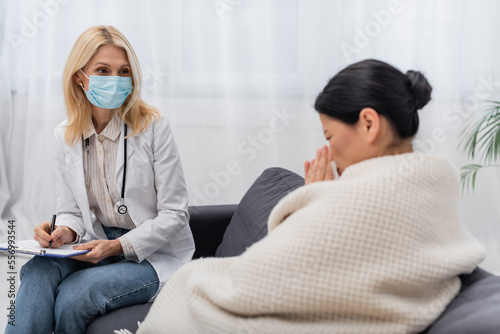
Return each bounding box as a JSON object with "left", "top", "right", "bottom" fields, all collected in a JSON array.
[{"left": 0, "top": 239, "right": 90, "bottom": 258}]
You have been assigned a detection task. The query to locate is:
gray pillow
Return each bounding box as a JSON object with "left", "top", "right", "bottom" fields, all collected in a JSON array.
[
  {"left": 422, "top": 268, "right": 500, "bottom": 334},
  {"left": 86, "top": 303, "right": 152, "bottom": 334},
  {"left": 215, "top": 167, "right": 304, "bottom": 257}
]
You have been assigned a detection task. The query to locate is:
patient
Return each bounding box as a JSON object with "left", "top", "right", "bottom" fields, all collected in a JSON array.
[{"left": 136, "top": 59, "right": 486, "bottom": 334}]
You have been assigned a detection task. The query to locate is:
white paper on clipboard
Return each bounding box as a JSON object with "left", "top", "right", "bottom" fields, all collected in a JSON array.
[{"left": 0, "top": 239, "right": 90, "bottom": 258}]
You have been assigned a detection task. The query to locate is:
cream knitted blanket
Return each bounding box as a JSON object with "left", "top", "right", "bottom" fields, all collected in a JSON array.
[{"left": 137, "top": 153, "right": 485, "bottom": 334}]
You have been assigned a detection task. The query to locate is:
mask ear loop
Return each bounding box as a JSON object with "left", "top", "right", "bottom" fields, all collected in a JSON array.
[
  {"left": 79, "top": 69, "right": 89, "bottom": 92},
  {"left": 79, "top": 69, "right": 90, "bottom": 79}
]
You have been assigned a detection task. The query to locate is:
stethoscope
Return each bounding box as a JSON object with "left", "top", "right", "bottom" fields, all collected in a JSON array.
[{"left": 84, "top": 123, "right": 128, "bottom": 216}]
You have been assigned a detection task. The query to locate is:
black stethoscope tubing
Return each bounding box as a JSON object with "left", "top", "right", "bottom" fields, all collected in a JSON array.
[{"left": 83, "top": 123, "right": 128, "bottom": 215}]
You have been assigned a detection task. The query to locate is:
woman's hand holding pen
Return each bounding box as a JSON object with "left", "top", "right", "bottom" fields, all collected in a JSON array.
[
  {"left": 34, "top": 220, "right": 124, "bottom": 263},
  {"left": 304, "top": 145, "right": 335, "bottom": 185},
  {"left": 72, "top": 240, "right": 123, "bottom": 264},
  {"left": 34, "top": 223, "right": 76, "bottom": 248}
]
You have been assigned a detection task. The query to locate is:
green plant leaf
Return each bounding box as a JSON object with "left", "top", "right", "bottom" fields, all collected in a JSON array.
[
  {"left": 460, "top": 103, "right": 500, "bottom": 163},
  {"left": 460, "top": 164, "right": 483, "bottom": 194}
]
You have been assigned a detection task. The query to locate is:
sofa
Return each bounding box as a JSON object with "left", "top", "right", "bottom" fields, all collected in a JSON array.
[{"left": 87, "top": 167, "right": 500, "bottom": 334}]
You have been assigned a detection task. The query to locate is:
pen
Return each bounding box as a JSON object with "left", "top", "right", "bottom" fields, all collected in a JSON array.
[
  {"left": 48, "top": 214, "right": 56, "bottom": 249},
  {"left": 14, "top": 247, "right": 47, "bottom": 256}
]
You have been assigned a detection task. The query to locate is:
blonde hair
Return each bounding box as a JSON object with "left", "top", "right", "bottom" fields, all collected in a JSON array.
[{"left": 62, "top": 25, "right": 159, "bottom": 145}]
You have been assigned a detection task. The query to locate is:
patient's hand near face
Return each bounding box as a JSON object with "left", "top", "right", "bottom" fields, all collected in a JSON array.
[{"left": 304, "top": 145, "right": 335, "bottom": 185}]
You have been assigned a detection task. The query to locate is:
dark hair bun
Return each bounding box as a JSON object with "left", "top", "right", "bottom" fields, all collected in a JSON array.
[
  {"left": 405, "top": 70, "right": 432, "bottom": 110},
  {"left": 315, "top": 59, "right": 433, "bottom": 138}
]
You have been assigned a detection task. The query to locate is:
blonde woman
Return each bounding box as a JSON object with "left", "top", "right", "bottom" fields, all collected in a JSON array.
[{"left": 6, "top": 26, "right": 194, "bottom": 334}]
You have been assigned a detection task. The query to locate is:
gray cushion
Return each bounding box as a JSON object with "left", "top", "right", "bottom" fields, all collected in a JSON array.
[
  {"left": 215, "top": 167, "right": 304, "bottom": 257},
  {"left": 86, "top": 302, "right": 152, "bottom": 334},
  {"left": 422, "top": 268, "right": 500, "bottom": 334}
]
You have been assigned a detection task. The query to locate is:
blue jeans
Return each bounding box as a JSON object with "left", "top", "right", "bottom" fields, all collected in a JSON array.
[{"left": 5, "top": 226, "right": 159, "bottom": 334}]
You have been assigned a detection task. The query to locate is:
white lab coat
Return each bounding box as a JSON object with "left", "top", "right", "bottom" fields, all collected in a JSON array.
[{"left": 52, "top": 113, "right": 194, "bottom": 295}]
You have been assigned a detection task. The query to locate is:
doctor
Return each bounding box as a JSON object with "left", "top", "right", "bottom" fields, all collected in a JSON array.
[{"left": 6, "top": 26, "right": 194, "bottom": 334}]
